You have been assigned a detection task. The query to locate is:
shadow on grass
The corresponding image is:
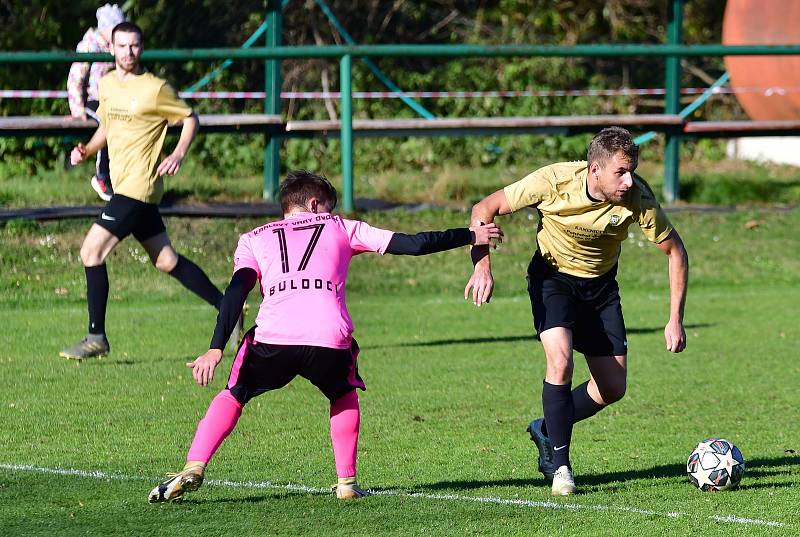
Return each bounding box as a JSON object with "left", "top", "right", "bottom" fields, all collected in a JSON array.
[
  {"left": 626, "top": 322, "right": 714, "bottom": 334},
  {"left": 363, "top": 335, "right": 536, "bottom": 350},
  {"left": 414, "top": 455, "right": 799, "bottom": 493},
  {"left": 177, "top": 455, "right": 798, "bottom": 505},
  {"left": 364, "top": 323, "right": 714, "bottom": 350},
  {"left": 93, "top": 359, "right": 137, "bottom": 366}
]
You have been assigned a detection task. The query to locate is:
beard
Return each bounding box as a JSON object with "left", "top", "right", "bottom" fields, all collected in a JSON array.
[
  {"left": 604, "top": 188, "right": 631, "bottom": 204},
  {"left": 116, "top": 56, "right": 139, "bottom": 73}
]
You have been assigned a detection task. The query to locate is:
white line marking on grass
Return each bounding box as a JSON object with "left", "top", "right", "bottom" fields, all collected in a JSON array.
[
  {"left": 207, "top": 477, "right": 324, "bottom": 495},
  {"left": 0, "top": 463, "right": 786, "bottom": 528},
  {"left": 0, "top": 464, "right": 129, "bottom": 481},
  {"left": 370, "top": 490, "right": 785, "bottom": 527}
]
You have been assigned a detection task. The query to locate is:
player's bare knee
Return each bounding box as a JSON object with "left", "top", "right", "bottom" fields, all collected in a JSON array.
[
  {"left": 151, "top": 246, "right": 178, "bottom": 272},
  {"left": 154, "top": 253, "right": 178, "bottom": 273},
  {"left": 79, "top": 244, "right": 102, "bottom": 267},
  {"left": 546, "top": 357, "right": 574, "bottom": 383}
]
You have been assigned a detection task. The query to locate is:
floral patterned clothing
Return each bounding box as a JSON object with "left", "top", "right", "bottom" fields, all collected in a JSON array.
[{"left": 67, "top": 28, "right": 114, "bottom": 118}]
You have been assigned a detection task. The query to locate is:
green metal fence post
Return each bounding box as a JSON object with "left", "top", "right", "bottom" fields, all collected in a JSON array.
[
  {"left": 663, "top": 0, "right": 684, "bottom": 203},
  {"left": 340, "top": 54, "right": 354, "bottom": 213},
  {"left": 263, "top": 0, "right": 282, "bottom": 200}
]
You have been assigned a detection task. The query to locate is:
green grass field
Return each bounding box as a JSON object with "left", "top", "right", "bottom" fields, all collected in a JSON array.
[
  {"left": 3, "top": 156, "right": 800, "bottom": 208},
  {"left": 1, "top": 208, "right": 799, "bottom": 536}
]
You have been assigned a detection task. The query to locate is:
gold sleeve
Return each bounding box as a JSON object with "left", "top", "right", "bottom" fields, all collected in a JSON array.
[
  {"left": 635, "top": 179, "right": 674, "bottom": 243},
  {"left": 155, "top": 83, "right": 192, "bottom": 124},
  {"left": 502, "top": 166, "right": 553, "bottom": 212}
]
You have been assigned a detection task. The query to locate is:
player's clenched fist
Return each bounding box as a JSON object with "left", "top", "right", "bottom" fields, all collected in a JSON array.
[
  {"left": 70, "top": 143, "right": 87, "bottom": 166},
  {"left": 470, "top": 222, "right": 503, "bottom": 247}
]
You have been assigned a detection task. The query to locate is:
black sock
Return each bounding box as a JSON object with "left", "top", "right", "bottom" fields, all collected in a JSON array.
[
  {"left": 542, "top": 380, "right": 574, "bottom": 469},
  {"left": 85, "top": 264, "right": 108, "bottom": 335},
  {"left": 541, "top": 381, "right": 606, "bottom": 437},
  {"left": 572, "top": 381, "right": 605, "bottom": 424},
  {"left": 168, "top": 255, "right": 223, "bottom": 309}
]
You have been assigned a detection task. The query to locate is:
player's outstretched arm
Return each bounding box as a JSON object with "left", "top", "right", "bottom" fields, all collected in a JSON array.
[
  {"left": 187, "top": 267, "right": 257, "bottom": 386},
  {"left": 655, "top": 229, "right": 689, "bottom": 353},
  {"left": 384, "top": 223, "right": 502, "bottom": 256},
  {"left": 465, "top": 189, "right": 512, "bottom": 306}
]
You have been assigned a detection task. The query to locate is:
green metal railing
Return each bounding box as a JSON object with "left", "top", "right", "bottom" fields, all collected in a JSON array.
[
  {"left": 263, "top": 0, "right": 282, "bottom": 200},
  {"left": 4, "top": 0, "right": 800, "bottom": 210},
  {"left": 5, "top": 43, "right": 800, "bottom": 63},
  {"left": 663, "top": 0, "right": 684, "bottom": 203}
]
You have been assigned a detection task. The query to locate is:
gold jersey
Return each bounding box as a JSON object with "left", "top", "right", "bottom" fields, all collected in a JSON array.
[
  {"left": 503, "top": 161, "right": 673, "bottom": 278},
  {"left": 97, "top": 71, "right": 192, "bottom": 204}
]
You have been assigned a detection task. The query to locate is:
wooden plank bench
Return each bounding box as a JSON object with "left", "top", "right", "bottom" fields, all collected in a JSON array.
[
  {"left": 285, "top": 114, "right": 685, "bottom": 138},
  {"left": 683, "top": 120, "right": 800, "bottom": 138},
  {"left": 4, "top": 114, "right": 799, "bottom": 140}
]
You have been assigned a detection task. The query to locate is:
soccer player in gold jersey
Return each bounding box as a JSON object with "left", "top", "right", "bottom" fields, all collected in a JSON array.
[
  {"left": 61, "top": 22, "right": 227, "bottom": 359},
  {"left": 465, "top": 127, "right": 689, "bottom": 495}
]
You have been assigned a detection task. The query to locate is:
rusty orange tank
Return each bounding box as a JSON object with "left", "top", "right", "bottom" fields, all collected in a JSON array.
[{"left": 722, "top": 0, "right": 800, "bottom": 120}]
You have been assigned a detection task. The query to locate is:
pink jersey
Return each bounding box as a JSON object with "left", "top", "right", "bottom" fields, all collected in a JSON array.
[{"left": 233, "top": 212, "right": 395, "bottom": 349}]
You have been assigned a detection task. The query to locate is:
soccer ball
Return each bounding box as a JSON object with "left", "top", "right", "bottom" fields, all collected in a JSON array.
[{"left": 686, "top": 438, "right": 745, "bottom": 491}]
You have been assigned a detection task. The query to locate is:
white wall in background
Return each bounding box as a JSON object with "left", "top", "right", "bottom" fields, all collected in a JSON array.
[{"left": 726, "top": 137, "right": 800, "bottom": 166}]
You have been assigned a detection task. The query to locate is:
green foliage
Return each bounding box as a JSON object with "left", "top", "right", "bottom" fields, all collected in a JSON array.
[
  {"left": 0, "top": 217, "right": 39, "bottom": 234},
  {"left": 2, "top": 157, "right": 799, "bottom": 209},
  {"left": 679, "top": 174, "right": 800, "bottom": 205},
  {"left": 0, "top": 1, "right": 737, "bottom": 176}
]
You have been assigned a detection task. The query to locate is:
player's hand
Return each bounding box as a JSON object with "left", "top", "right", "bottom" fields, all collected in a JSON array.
[
  {"left": 464, "top": 263, "right": 494, "bottom": 306},
  {"left": 67, "top": 113, "right": 88, "bottom": 121},
  {"left": 664, "top": 319, "right": 686, "bottom": 353},
  {"left": 470, "top": 222, "right": 503, "bottom": 248},
  {"left": 186, "top": 348, "right": 223, "bottom": 386},
  {"left": 157, "top": 152, "right": 184, "bottom": 176},
  {"left": 70, "top": 143, "right": 87, "bottom": 166}
]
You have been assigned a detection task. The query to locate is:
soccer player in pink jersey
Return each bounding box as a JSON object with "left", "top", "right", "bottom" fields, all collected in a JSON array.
[{"left": 148, "top": 170, "right": 503, "bottom": 503}]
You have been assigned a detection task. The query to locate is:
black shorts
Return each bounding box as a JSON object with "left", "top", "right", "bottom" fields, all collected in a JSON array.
[
  {"left": 527, "top": 251, "right": 627, "bottom": 356},
  {"left": 226, "top": 326, "right": 365, "bottom": 405},
  {"left": 95, "top": 194, "right": 166, "bottom": 242}
]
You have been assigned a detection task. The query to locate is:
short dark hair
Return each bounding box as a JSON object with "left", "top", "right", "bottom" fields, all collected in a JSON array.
[
  {"left": 112, "top": 21, "right": 143, "bottom": 43},
  {"left": 587, "top": 126, "right": 638, "bottom": 167},
  {"left": 279, "top": 170, "right": 338, "bottom": 213}
]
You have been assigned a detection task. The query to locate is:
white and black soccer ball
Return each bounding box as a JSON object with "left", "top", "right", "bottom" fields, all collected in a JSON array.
[{"left": 686, "top": 438, "right": 745, "bottom": 491}]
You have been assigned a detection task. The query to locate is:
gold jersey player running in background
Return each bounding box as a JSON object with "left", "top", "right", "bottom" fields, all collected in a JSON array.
[
  {"left": 61, "top": 22, "right": 228, "bottom": 359},
  {"left": 465, "top": 127, "right": 689, "bottom": 495}
]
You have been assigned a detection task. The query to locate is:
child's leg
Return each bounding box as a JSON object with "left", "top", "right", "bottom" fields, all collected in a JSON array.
[
  {"left": 329, "top": 389, "right": 360, "bottom": 478},
  {"left": 96, "top": 146, "right": 110, "bottom": 183},
  {"left": 186, "top": 389, "right": 244, "bottom": 465}
]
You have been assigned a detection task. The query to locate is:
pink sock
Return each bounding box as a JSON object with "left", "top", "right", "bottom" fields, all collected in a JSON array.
[
  {"left": 330, "top": 390, "right": 360, "bottom": 478},
  {"left": 186, "top": 389, "right": 243, "bottom": 465}
]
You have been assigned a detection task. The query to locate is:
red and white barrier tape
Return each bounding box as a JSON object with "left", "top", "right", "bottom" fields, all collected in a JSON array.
[{"left": 1, "top": 86, "right": 798, "bottom": 100}]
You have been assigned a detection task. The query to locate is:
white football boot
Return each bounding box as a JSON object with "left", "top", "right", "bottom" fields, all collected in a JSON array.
[{"left": 551, "top": 465, "right": 577, "bottom": 496}]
